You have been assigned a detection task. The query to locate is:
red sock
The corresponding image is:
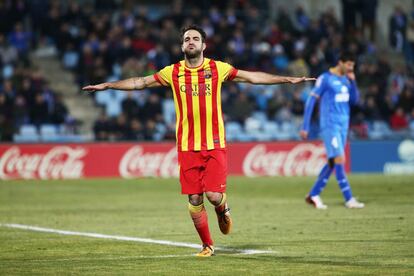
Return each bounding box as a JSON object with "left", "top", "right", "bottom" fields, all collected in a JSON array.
[{"left": 188, "top": 203, "right": 213, "bottom": 246}]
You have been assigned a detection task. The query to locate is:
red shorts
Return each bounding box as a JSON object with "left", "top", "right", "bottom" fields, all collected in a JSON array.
[{"left": 178, "top": 149, "right": 227, "bottom": 195}]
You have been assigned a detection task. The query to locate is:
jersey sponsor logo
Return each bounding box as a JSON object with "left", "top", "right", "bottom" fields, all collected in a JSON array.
[
  {"left": 179, "top": 83, "right": 212, "bottom": 96},
  {"left": 335, "top": 86, "right": 350, "bottom": 102},
  {"left": 335, "top": 93, "right": 350, "bottom": 102}
]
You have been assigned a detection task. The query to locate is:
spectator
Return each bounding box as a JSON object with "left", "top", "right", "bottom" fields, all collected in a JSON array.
[
  {"left": 127, "top": 118, "right": 145, "bottom": 141},
  {"left": 1, "top": 80, "right": 16, "bottom": 103},
  {"left": 227, "top": 93, "right": 254, "bottom": 124},
  {"left": 390, "top": 107, "right": 408, "bottom": 130},
  {"left": 7, "top": 22, "right": 31, "bottom": 60},
  {"left": 277, "top": 7, "right": 296, "bottom": 35},
  {"left": 51, "top": 94, "right": 69, "bottom": 125},
  {"left": 363, "top": 96, "right": 382, "bottom": 121},
  {"left": 361, "top": 0, "right": 378, "bottom": 42},
  {"left": 0, "top": 93, "right": 14, "bottom": 141},
  {"left": 389, "top": 6, "right": 407, "bottom": 52},
  {"left": 140, "top": 93, "right": 162, "bottom": 123},
  {"left": 291, "top": 89, "right": 305, "bottom": 117},
  {"left": 93, "top": 110, "right": 111, "bottom": 141},
  {"left": 341, "top": 0, "right": 359, "bottom": 35},
  {"left": 0, "top": 34, "right": 18, "bottom": 65},
  {"left": 0, "top": 2, "right": 14, "bottom": 34},
  {"left": 30, "top": 94, "right": 49, "bottom": 126},
  {"left": 350, "top": 112, "right": 369, "bottom": 139},
  {"left": 121, "top": 91, "right": 139, "bottom": 120},
  {"left": 144, "top": 119, "right": 158, "bottom": 140},
  {"left": 379, "top": 94, "right": 395, "bottom": 121},
  {"left": 397, "top": 87, "right": 414, "bottom": 114},
  {"left": 406, "top": 19, "right": 414, "bottom": 66},
  {"left": 13, "top": 94, "right": 28, "bottom": 127},
  {"left": 62, "top": 43, "right": 79, "bottom": 70},
  {"left": 293, "top": 5, "right": 310, "bottom": 33},
  {"left": 111, "top": 113, "right": 130, "bottom": 141}
]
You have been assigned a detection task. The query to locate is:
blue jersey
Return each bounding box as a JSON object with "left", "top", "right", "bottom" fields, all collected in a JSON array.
[{"left": 312, "top": 71, "right": 359, "bottom": 130}]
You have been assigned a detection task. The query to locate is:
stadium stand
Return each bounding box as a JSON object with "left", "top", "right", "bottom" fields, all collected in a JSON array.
[{"left": 1, "top": 0, "right": 414, "bottom": 142}]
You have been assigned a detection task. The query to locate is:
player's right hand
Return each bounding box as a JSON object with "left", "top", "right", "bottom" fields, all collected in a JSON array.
[
  {"left": 299, "top": 130, "right": 308, "bottom": 140},
  {"left": 346, "top": 72, "right": 356, "bottom": 81},
  {"left": 82, "top": 83, "right": 109, "bottom": 92}
]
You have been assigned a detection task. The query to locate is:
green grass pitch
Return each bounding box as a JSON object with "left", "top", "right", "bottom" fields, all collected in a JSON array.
[{"left": 0, "top": 175, "right": 413, "bottom": 275}]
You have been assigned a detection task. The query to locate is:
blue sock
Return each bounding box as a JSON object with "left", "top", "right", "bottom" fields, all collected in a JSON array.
[
  {"left": 309, "top": 164, "right": 333, "bottom": 196},
  {"left": 334, "top": 164, "right": 353, "bottom": 201}
]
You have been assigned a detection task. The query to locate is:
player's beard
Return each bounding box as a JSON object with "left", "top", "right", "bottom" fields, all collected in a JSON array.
[{"left": 184, "top": 47, "right": 202, "bottom": 59}]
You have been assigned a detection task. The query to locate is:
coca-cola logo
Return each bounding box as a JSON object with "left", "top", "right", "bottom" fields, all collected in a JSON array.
[
  {"left": 242, "top": 144, "right": 326, "bottom": 176},
  {"left": 0, "top": 146, "right": 86, "bottom": 180},
  {"left": 119, "top": 146, "right": 178, "bottom": 178}
]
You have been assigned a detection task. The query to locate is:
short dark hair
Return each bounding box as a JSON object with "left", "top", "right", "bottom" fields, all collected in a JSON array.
[
  {"left": 180, "top": 24, "right": 206, "bottom": 44},
  {"left": 338, "top": 50, "right": 357, "bottom": 63}
]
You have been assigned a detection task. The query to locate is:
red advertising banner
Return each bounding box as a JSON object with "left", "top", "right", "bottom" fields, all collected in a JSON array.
[{"left": 0, "top": 142, "right": 349, "bottom": 180}]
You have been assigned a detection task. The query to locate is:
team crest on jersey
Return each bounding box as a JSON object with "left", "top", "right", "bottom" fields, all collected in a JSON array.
[{"left": 204, "top": 69, "right": 212, "bottom": 79}]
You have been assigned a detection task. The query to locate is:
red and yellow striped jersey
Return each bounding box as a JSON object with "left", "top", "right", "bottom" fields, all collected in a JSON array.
[{"left": 154, "top": 58, "right": 238, "bottom": 152}]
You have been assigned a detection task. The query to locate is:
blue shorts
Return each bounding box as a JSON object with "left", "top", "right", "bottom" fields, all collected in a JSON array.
[{"left": 321, "top": 127, "right": 347, "bottom": 159}]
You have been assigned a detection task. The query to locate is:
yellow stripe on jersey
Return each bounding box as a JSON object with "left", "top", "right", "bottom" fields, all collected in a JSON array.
[
  {"left": 204, "top": 62, "right": 214, "bottom": 149},
  {"left": 217, "top": 80, "right": 225, "bottom": 148},
  {"left": 171, "top": 76, "right": 181, "bottom": 144},
  {"left": 157, "top": 64, "right": 173, "bottom": 85},
  {"left": 215, "top": 61, "right": 235, "bottom": 81},
  {"left": 191, "top": 71, "right": 201, "bottom": 151},
  {"left": 178, "top": 65, "right": 189, "bottom": 151},
  {"left": 215, "top": 61, "right": 232, "bottom": 148}
]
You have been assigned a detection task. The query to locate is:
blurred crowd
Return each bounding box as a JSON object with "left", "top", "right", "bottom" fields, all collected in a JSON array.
[
  {"left": 0, "top": 1, "right": 77, "bottom": 141},
  {"left": 1, "top": 0, "right": 414, "bottom": 142}
]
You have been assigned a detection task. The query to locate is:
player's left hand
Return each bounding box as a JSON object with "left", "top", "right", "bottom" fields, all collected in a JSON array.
[{"left": 288, "top": 77, "right": 316, "bottom": 84}]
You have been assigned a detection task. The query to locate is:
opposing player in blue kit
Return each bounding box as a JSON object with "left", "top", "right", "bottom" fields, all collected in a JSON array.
[{"left": 300, "top": 51, "right": 365, "bottom": 209}]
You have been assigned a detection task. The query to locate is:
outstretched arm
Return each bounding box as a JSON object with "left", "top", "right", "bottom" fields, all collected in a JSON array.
[
  {"left": 300, "top": 93, "right": 318, "bottom": 140},
  {"left": 232, "top": 69, "right": 316, "bottom": 84},
  {"left": 82, "top": 75, "right": 161, "bottom": 92}
]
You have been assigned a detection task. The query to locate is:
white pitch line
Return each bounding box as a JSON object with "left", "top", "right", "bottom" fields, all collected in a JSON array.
[
  {"left": 0, "top": 223, "right": 274, "bottom": 255},
  {"left": 3, "top": 254, "right": 196, "bottom": 262}
]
